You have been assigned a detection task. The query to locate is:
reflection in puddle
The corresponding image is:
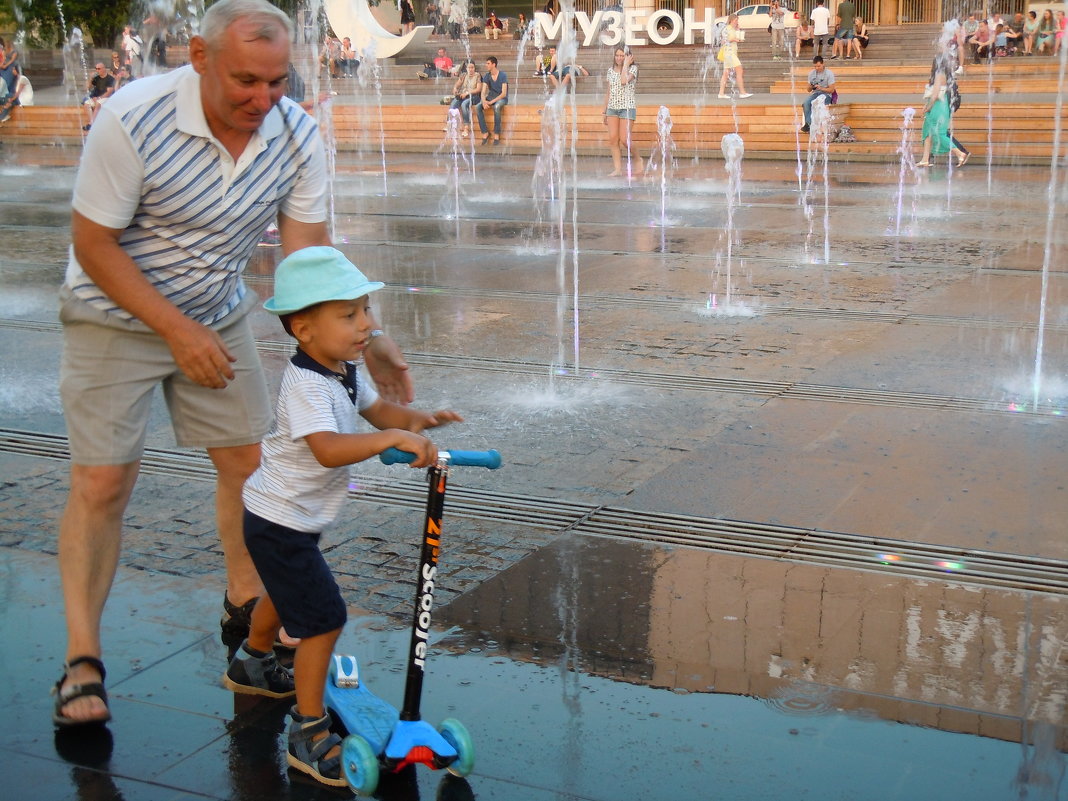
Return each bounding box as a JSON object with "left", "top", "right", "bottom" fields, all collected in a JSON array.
[{"left": 436, "top": 534, "right": 1066, "bottom": 798}]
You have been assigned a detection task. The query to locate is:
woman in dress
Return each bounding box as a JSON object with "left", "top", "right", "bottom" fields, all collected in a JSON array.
[
  {"left": 602, "top": 46, "right": 642, "bottom": 177},
  {"left": 916, "top": 57, "right": 968, "bottom": 168},
  {"left": 1036, "top": 9, "right": 1055, "bottom": 55},
  {"left": 1022, "top": 10, "right": 1040, "bottom": 55},
  {"left": 851, "top": 17, "right": 869, "bottom": 58},
  {"left": 718, "top": 15, "right": 753, "bottom": 99},
  {"left": 400, "top": 0, "right": 416, "bottom": 34}
]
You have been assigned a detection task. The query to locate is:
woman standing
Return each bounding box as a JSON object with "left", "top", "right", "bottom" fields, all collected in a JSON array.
[
  {"left": 449, "top": 60, "right": 481, "bottom": 138},
  {"left": 400, "top": 0, "right": 416, "bottom": 34},
  {"left": 718, "top": 15, "right": 753, "bottom": 99},
  {"left": 603, "top": 47, "right": 642, "bottom": 177},
  {"left": 917, "top": 58, "right": 968, "bottom": 168}
]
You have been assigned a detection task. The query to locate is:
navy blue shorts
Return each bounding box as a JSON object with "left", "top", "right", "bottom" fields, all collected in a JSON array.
[{"left": 243, "top": 509, "right": 347, "bottom": 639}]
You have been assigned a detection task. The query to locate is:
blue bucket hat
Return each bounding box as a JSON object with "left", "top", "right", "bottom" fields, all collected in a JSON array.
[{"left": 264, "top": 246, "right": 384, "bottom": 315}]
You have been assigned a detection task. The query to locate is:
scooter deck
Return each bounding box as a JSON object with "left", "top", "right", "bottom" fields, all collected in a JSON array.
[{"left": 323, "top": 655, "right": 399, "bottom": 757}]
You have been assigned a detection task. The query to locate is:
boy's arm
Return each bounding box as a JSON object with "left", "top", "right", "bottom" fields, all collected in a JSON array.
[
  {"left": 304, "top": 428, "right": 438, "bottom": 468},
  {"left": 360, "top": 397, "right": 463, "bottom": 434}
]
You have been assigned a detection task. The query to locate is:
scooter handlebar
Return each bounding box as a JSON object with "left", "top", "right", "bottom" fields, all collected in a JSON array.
[{"left": 380, "top": 447, "right": 502, "bottom": 469}]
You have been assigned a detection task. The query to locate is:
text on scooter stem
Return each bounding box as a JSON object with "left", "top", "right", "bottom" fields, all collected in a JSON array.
[{"left": 413, "top": 563, "right": 437, "bottom": 668}]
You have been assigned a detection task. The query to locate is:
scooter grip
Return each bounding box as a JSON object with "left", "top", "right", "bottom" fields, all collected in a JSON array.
[
  {"left": 446, "top": 449, "right": 503, "bottom": 469},
  {"left": 380, "top": 448, "right": 502, "bottom": 469}
]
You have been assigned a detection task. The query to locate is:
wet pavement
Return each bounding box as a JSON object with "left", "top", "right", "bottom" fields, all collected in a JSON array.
[{"left": 1, "top": 141, "right": 1066, "bottom": 800}]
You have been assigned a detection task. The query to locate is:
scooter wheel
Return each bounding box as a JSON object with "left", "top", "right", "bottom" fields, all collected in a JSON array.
[
  {"left": 438, "top": 718, "right": 475, "bottom": 777},
  {"left": 341, "top": 734, "right": 379, "bottom": 795}
]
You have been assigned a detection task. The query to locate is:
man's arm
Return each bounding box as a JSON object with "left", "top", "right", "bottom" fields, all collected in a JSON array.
[
  {"left": 496, "top": 79, "right": 508, "bottom": 101},
  {"left": 277, "top": 213, "right": 414, "bottom": 403},
  {"left": 71, "top": 211, "right": 238, "bottom": 389},
  {"left": 277, "top": 214, "right": 330, "bottom": 254}
]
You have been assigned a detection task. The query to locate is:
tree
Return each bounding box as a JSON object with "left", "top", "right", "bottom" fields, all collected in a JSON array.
[{"left": 12, "top": 0, "right": 128, "bottom": 48}]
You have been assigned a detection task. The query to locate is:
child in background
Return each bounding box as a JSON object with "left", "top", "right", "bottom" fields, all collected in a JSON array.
[
  {"left": 994, "top": 23, "right": 1009, "bottom": 56},
  {"left": 223, "top": 246, "right": 462, "bottom": 787}
]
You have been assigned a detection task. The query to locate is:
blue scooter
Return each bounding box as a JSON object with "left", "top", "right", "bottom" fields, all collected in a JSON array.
[{"left": 324, "top": 448, "right": 502, "bottom": 796}]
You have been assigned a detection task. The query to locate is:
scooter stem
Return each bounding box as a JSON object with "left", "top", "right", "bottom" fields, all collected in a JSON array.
[{"left": 400, "top": 457, "right": 449, "bottom": 721}]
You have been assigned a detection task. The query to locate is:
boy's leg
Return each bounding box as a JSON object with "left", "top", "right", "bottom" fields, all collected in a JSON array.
[
  {"left": 294, "top": 628, "right": 343, "bottom": 718},
  {"left": 247, "top": 592, "right": 282, "bottom": 654}
]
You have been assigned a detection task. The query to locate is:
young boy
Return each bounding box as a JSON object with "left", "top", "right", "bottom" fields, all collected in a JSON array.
[{"left": 223, "top": 246, "right": 462, "bottom": 787}]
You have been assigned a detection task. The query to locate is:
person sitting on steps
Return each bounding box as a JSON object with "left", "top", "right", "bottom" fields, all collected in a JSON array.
[
  {"left": 418, "top": 46, "right": 457, "bottom": 79},
  {"left": 800, "top": 54, "right": 836, "bottom": 134}
]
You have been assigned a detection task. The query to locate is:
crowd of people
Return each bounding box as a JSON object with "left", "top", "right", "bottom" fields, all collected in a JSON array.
[
  {"left": 959, "top": 8, "right": 1065, "bottom": 60},
  {"left": 9, "top": 1, "right": 1058, "bottom": 170}
]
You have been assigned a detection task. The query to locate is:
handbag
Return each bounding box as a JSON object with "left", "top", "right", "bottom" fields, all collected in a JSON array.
[{"left": 717, "top": 45, "right": 727, "bottom": 61}]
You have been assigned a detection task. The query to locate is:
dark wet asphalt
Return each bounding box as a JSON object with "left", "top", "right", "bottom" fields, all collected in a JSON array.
[{"left": 1, "top": 144, "right": 1066, "bottom": 800}]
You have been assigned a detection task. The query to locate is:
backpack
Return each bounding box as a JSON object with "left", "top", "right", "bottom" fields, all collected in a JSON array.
[{"left": 832, "top": 124, "right": 856, "bottom": 143}]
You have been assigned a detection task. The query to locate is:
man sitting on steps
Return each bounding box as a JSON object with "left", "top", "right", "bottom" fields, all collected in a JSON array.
[
  {"left": 418, "top": 47, "right": 457, "bottom": 79},
  {"left": 800, "top": 54, "right": 836, "bottom": 134}
]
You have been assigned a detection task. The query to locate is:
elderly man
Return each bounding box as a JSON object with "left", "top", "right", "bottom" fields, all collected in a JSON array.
[
  {"left": 52, "top": 0, "right": 411, "bottom": 727},
  {"left": 81, "top": 62, "right": 115, "bottom": 130}
]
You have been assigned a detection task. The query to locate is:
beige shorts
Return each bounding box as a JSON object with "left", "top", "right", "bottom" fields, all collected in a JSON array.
[{"left": 59, "top": 289, "right": 273, "bottom": 465}]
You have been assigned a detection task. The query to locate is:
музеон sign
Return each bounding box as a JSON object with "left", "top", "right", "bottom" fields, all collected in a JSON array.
[{"left": 533, "top": 9, "right": 721, "bottom": 47}]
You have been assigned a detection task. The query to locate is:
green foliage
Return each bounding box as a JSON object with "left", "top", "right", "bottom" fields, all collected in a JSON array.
[
  {"left": 12, "top": 0, "right": 128, "bottom": 48},
  {"left": 6, "top": 0, "right": 385, "bottom": 49}
]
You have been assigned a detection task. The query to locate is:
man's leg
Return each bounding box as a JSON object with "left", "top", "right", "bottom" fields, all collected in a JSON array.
[
  {"left": 802, "top": 92, "right": 815, "bottom": 127},
  {"left": 57, "top": 461, "right": 140, "bottom": 722},
  {"left": 209, "top": 443, "right": 264, "bottom": 608},
  {"left": 493, "top": 99, "right": 506, "bottom": 134},
  {"left": 476, "top": 102, "right": 488, "bottom": 133}
]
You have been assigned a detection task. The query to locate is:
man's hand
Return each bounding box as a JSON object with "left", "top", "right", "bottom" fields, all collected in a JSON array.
[
  {"left": 365, "top": 333, "right": 414, "bottom": 405},
  {"left": 163, "top": 317, "right": 237, "bottom": 389}
]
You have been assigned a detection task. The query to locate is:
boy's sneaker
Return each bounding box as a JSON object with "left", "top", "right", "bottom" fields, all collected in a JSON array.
[
  {"left": 223, "top": 641, "right": 296, "bottom": 698},
  {"left": 417, "top": 71, "right": 429, "bottom": 79}
]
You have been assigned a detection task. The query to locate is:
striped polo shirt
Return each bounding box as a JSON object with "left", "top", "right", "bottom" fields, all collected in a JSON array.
[
  {"left": 244, "top": 350, "right": 379, "bottom": 533},
  {"left": 66, "top": 65, "right": 327, "bottom": 326}
]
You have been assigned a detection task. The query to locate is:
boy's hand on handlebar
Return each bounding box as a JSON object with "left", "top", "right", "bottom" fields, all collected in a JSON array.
[{"left": 389, "top": 431, "right": 439, "bottom": 468}]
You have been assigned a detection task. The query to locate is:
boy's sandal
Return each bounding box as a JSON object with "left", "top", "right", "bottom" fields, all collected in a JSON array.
[
  {"left": 52, "top": 656, "right": 111, "bottom": 727},
  {"left": 287, "top": 709, "right": 347, "bottom": 788}
]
